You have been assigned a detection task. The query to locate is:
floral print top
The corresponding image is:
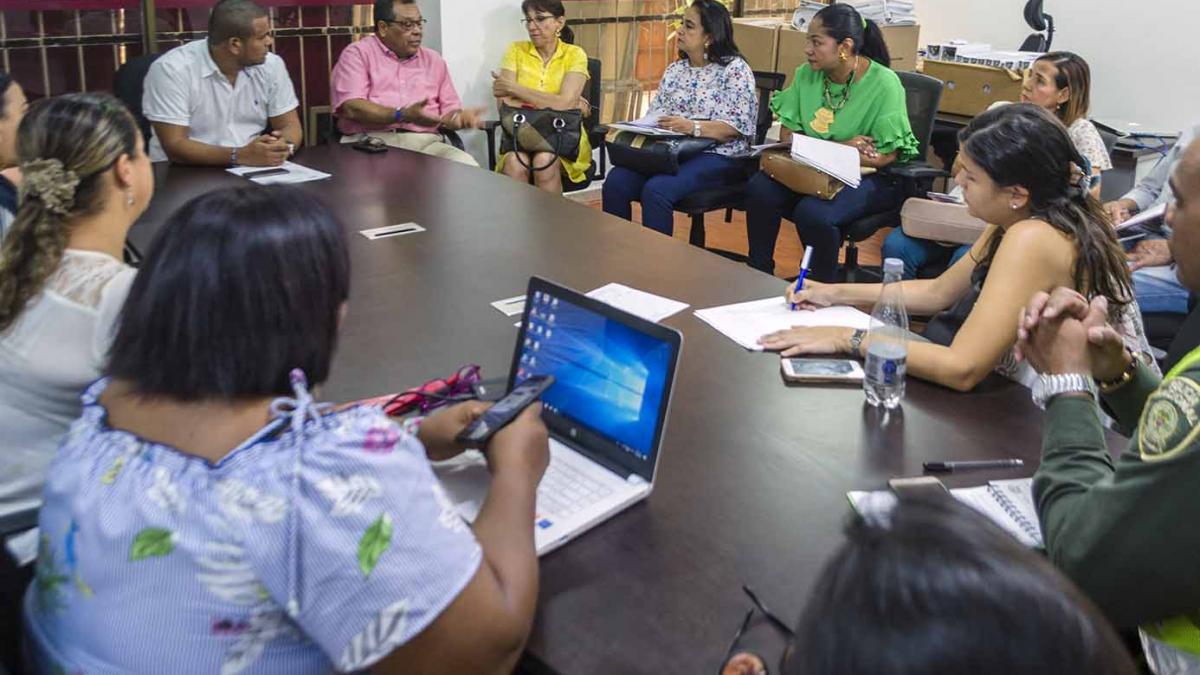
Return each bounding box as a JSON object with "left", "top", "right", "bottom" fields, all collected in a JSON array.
[
  {"left": 24, "top": 376, "right": 481, "bottom": 674},
  {"left": 649, "top": 57, "right": 758, "bottom": 156}
]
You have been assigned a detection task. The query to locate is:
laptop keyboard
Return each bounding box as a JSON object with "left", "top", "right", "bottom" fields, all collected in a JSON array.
[{"left": 537, "top": 453, "right": 617, "bottom": 518}]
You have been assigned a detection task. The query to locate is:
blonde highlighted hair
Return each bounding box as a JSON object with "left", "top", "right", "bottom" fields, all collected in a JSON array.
[{"left": 0, "top": 92, "right": 139, "bottom": 332}]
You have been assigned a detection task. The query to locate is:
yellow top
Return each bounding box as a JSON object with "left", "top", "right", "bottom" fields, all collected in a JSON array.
[{"left": 496, "top": 39, "right": 592, "bottom": 184}]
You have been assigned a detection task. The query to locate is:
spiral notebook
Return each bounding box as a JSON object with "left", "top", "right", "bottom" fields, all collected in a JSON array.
[{"left": 847, "top": 478, "right": 1043, "bottom": 548}]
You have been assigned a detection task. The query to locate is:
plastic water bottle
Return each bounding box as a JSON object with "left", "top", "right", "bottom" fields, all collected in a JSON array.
[{"left": 864, "top": 258, "right": 909, "bottom": 409}]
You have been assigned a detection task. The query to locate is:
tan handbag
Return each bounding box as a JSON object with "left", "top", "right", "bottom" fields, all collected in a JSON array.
[{"left": 759, "top": 148, "right": 846, "bottom": 200}]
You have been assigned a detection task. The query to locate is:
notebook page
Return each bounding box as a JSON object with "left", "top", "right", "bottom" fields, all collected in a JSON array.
[
  {"left": 790, "top": 134, "right": 862, "bottom": 187},
  {"left": 952, "top": 483, "right": 1042, "bottom": 548}
]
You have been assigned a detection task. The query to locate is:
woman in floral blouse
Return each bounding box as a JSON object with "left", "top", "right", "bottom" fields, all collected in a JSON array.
[
  {"left": 24, "top": 185, "right": 550, "bottom": 675},
  {"left": 602, "top": 0, "right": 757, "bottom": 235}
]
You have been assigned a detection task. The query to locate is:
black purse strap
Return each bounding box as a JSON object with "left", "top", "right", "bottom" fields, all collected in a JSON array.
[{"left": 511, "top": 111, "right": 568, "bottom": 173}]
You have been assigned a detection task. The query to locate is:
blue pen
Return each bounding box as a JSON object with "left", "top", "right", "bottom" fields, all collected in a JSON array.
[{"left": 791, "top": 245, "right": 814, "bottom": 310}]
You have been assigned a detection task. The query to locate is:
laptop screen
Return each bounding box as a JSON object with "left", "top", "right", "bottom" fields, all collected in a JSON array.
[{"left": 510, "top": 278, "right": 680, "bottom": 480}]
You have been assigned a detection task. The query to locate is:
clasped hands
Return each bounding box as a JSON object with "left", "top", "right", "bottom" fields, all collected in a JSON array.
[{"left": 1015, "top": 287, "right": 1131, "bottom": 381}]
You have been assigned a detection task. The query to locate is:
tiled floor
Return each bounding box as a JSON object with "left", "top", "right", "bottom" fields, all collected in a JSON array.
[{"left": 581, "top": 196, "right": 889, "bottom": 278}]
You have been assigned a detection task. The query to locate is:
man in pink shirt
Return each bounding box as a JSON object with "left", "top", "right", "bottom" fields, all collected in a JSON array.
[{"left": 332, "top": 0, "right": 484, "bottom": 166}]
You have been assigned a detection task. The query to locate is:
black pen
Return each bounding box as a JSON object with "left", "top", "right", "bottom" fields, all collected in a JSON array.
[{"left": 923, "top": 459, "right": 1024, "bottom": 473}]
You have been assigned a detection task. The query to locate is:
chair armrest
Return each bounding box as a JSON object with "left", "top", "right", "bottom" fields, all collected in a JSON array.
[
  {"left": 440, "top": 128, "right": 465, "bottom": 151},
  {"left": 884, "top": 161, "right": 951, "bottom": 181},
  {"left": 483, "top": 120, "right": 500, "bottom": 171}
]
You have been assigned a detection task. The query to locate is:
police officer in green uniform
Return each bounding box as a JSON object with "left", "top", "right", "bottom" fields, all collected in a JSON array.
[{"left": 1015, "top": 136, "right": 1200, "bottom": 673}]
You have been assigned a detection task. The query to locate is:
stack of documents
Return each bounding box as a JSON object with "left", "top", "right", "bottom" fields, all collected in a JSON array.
[
  {"left": 791, "top": 133, "right": 862, "bottom": 188},
  {"left": 791, "top": 0, "right": 829, "bottom": 29},
  {"left": 587, "top": 283, "right": 688, "bottom": 323},
  {"left": 694, "top": 297, "right": 872, "bottom": 351},
  {"left": 607, "top": 111, "right": 681, "bottom": 137},
  {"left": 839, "top": 0, "right": 916, "bottom": 25}
]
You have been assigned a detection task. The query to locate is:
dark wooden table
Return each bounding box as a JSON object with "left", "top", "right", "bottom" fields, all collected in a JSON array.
[{"left": 132, "top": 144, "right": 1123, "bottom": 675}]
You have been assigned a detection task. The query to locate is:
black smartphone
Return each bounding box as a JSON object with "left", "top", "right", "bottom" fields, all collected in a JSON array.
[
  {"left": 455, "top": 374, "right": 555, "bottom": 445},
  {"left": 242, "top": 167, "right": 290, "bottom": 179},
  {"left": 352, "top": 138, "right": 388, "bottom": 154}
]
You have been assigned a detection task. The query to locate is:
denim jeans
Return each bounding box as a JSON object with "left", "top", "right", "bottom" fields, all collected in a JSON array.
[
  {"left": 1135, "top": 265, "right": 1190, "bottom": 314},
  {"left": 881, "top": 228, "right": 971, "bottom": 279},
  {"left": 744, "top": 171, "right": 903, "bottom": 281},
  {"left": 602, "top": 153, "right": 745, "bottom": 235}
]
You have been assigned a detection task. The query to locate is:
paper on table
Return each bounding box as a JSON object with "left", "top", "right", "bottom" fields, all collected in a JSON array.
[
  {"left": 491, "top": 295, "right": 526, "bottom": 317},
  {"left": 694, "top": 297, "right": 872, "bottom": 351},
  {"left": 790, "top": 134, "right": 862, "bottom": 188},
  {"left": 586, "top": 283, "right": 689, "bottom": 323},
  {"left": 1116, "top": 202, "right": 1167, "bottom": 232},
  {"left": 226, "top": 160, "right": 331, "bottom": 185}
]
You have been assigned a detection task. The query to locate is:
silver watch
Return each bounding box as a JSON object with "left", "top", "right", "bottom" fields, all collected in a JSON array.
[
  {"left": 1032, "top": 373, "right": 1096, "bottom": 409},
  {"left": 848, "top": 328, "right": 867, "bottom": 354},
  {"left": 692, "top": 120, "right": 701, "bottom": 137}
]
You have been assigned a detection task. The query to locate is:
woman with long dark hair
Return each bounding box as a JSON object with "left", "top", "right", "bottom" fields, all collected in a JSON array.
[
  {"left": 883, "top": 51, "right": 1113, "bottom": 279},
  {"left": 758, "top": 104, "right": 1153, "bottom": 392},
  {"left": 602, "top": 0, "right": 757, "bottom": 235},
  {"left": 743, "top": 2, "right": 919, "bottom": 280}
]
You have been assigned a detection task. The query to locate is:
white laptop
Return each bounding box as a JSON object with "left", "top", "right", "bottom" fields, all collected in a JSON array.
[{"left": 434, "top": 276, "right": 682, "bottom": 555}]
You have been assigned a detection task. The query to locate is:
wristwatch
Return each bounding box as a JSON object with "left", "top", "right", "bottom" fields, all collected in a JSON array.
[
  {"left": 848, "top": 328, "right": 867, "bottom": 355},
  {"left": 692, "top": 120, "right": 701, "bottom": 137},
  {"left": 1032, "top": 372, "right": 1096, "bottom": 409},
  {"left": 230, "top": 146, "right": 239, "bottom": 167}
]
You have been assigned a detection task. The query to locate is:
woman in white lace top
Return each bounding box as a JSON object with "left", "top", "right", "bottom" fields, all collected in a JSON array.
[{"left": 0, "top": 93, "right": 153, "bottom": 532}]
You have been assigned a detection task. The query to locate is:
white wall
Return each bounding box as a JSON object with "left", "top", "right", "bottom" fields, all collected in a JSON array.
[
  {"left": 916, "top": 0, "right": 1198, "bottom": 133},
  {"left": 421, "top": 0, "right": 442, "bottom": 52},
  {"left": 437, "top": 0, "right": 527, "bottom": 166}
]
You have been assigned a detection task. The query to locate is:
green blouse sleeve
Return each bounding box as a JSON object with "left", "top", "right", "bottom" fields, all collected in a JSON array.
[
  {"left": 769, "top": 67, "right": 810, "bottom": 132},
  {"left": 869, "top": 72, "right": 920, "bottom": 162}
]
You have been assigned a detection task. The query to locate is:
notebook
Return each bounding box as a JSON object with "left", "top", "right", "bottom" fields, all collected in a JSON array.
[{"left": 847, "top": 478, "right": 1043, "bottom": 548}]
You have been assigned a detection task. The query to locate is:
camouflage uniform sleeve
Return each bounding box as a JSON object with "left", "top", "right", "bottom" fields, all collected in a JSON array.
[{"left": 1034, "top": 362, "right": 1200, "bottom": 629}]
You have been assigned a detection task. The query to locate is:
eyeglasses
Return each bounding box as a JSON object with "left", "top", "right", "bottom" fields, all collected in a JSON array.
[
  {"left": 384, "top": 17, "right": 427, "bottom": 32},
  {"left": 719, "top": 585, "right": 796, "bottom": 675},
  {"left": 345, "top": 364, "right": 482, "bottom": 417},
  {"left": 520, "top": 15, "right": 557, "bottom": 27}
]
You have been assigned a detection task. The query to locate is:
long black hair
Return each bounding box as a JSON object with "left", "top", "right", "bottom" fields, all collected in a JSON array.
[
  {"left": 107, "top": 185, "right": 350, "bottom": 400},
  {"left": 959, "top": 103, "right": 1131, "bottom": 307},
  {"left": 812, "top": 3, "right": 890, "bottom": 68},
  {"left": 521, "top": 0, "right": 574, "bottom": 45},
  {"left": 677, "top": 0, "right": 742, "bottom": 66},
  {"left": 785, "top": 494, "right": 1138, "bottom": 675}
]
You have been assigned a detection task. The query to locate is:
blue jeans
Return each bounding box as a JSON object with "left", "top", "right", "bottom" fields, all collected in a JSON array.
[
  {"left": 602, "top": 153, "right": 745, "bottom": 235},
  {"left": 1134, "top": 265, "right": 1189, "bottom": 314},
  {"left": 744, "top": 171, "right": 903, "bottom": 281},
  {"left": 881, "top": 228, "right": 971, "bottom": 279}
]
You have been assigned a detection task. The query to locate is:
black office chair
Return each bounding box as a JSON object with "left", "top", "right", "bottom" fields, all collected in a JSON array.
[
  {"left": 483, "top": 57, "right": 605, "bottom": 193},
  {"left": 1, "top": 505, "right": 39, "bottom": 674},
  {"left": 113, "top": 52, "right": 163, "bottom": 145},
  {"left": 1018, "top": 0, "right": 1055, "bottom": 52},
  {"left": 1164, "top": 299, "right": 1200, "bottom": 372},
  {"left": 839, "top": 71, "right": 947, "bottom": 281},
  {"left": 672, "top": 70, "right": 787, "bottom": 253}
]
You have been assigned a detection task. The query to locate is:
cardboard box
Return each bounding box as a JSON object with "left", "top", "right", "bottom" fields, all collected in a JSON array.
[
  {"left": 776, "top": 24, "right": 921, "bottom": 87},
  {"left": 732, "top": 18, "right": 785, "bottom": 74},
  {"left": 920, "top": 60, "right": 1025, "bottom": 117}
]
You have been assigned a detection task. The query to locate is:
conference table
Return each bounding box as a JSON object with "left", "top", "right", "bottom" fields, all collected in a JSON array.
[{"left": 130, "top": 144, "right": 1123, "bottom": 674}]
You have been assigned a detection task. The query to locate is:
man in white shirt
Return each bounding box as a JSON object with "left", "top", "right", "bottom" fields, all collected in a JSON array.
[{"left": 143, "top": 0, "right": 302, "bottom": 166}]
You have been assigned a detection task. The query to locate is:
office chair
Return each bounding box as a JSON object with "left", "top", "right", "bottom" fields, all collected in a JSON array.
[
  {"left": 838, "top": 71, "right": 947, "bottom": 282},
  {"left": 318, "top": 109, "right": 466, "bottom": 151},
  {"left": 113, "top": 52, "right": 163, "bottom": 145},
  {"left": 1018, "top": 0, "right": 1055, "bottom": 52},
  {"left": 483, "top": 57, "right": 606, "bottom": 193},
  {"left": 1164, "top": 298, "right": 1200, "bottom": 371},
  {"left": 672, "top": 70, "right": 787, "bottom": 254}
]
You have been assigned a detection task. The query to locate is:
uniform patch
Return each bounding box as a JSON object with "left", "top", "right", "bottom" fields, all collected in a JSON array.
[{"left": 1139, "top": 376, "right": 1200, "bottom": 461}]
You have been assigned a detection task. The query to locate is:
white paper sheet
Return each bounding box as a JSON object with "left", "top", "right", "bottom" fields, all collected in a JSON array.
[
  {"left": 491, "top": 295, "right": 526, "bottom": 317},
  {"left": 694, "top": 297, "right": 872, "bottom": 351},
  {"left": 790, "top": 134, "right": 862, "bottom": 188},
  {"left": 226, "top": 160, "right": 331, "bottom": 185},
  {"left": 586, "top": 283, "right": 689, "bottom": 323}
]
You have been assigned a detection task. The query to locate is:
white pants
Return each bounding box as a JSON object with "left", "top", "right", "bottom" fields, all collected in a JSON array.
[{"left": 341, "top": 130, "right": 478, "bottom": 167}]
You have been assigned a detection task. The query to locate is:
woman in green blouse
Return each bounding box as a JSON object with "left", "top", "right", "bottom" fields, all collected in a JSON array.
[{"left": 745, "top": 3, "right": 919, "bottom": 281}]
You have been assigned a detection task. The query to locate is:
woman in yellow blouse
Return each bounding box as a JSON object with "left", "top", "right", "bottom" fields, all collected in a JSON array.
[{"left": 491, "top": 0, "right": 591, "bottom": 193}]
